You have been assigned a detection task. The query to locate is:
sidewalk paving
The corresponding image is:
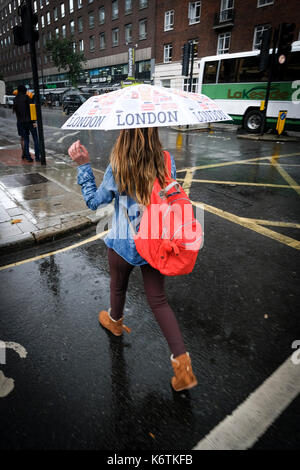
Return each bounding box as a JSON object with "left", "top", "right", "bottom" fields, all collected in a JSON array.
[{"left": 0, "top": 138, "right": 113, "bottom": 254}]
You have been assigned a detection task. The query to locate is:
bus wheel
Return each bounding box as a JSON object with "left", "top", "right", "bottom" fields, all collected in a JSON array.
[{"left": 244, "top": 110, "right": 262, "bottom": 133}]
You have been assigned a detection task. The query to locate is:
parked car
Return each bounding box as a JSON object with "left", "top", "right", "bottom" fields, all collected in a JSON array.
[{"left": 62, "top": 94, "right": 86, "bottom": 115}]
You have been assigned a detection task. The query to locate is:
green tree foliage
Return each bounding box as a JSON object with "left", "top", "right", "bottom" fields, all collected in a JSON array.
[{"left": 46, "top": 36, "right": 86, "bottom": 87}]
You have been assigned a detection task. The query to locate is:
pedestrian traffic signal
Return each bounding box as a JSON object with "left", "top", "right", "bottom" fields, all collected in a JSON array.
[
  {"left": 258, "top": 28, "right": 272, "bottom": 72},
  {"left": 13, "top": 3, "right": 39, "bottom": 47},
  {"left": 277, "top": 23, "right": 296, "bottom": 64},
  {"left": 182, "top": 43, "right": 190, "bottom": 77}
]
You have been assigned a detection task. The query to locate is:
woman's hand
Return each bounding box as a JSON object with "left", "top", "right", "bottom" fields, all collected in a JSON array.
[{"left": 68, "top": 140, "right": 90, "bottom": 166}]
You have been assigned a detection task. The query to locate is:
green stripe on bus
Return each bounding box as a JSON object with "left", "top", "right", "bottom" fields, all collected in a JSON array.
[{"left": 202, "top": 82, "right": 295, "bottom": 101}]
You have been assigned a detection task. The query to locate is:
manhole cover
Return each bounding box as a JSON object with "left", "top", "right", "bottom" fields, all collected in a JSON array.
[{"left": 0, "top": 173, "right": 49, "bottom": 188}]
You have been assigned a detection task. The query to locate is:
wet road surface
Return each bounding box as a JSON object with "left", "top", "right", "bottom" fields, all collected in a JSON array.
[
  {"left": 0, "top": 212, "right": 299, "bottom": 450},
  {"left": 0, "top": 107, "right": 300, "bottom": 450}
]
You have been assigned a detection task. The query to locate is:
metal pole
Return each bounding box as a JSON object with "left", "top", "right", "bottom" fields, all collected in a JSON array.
[
  {"left": 260, "top": 27, "right": 279, "bottom": 136},
  {"left": 188, "top": 44, "right": 195, "bottom": 92},
  {"left": 186, "top": 44, "right": 194, "bottom": 129},
  {"left": 27, "top": 0, "right": 46, "bottom": 165}
]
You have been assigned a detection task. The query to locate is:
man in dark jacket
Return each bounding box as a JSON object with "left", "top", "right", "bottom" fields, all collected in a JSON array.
[{"left": 13, "top": 85, "right": 40, "bottom": 163}]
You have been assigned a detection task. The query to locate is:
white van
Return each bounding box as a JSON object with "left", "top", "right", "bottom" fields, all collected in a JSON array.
[{"left": 3, "top": 95, "right": 15, "bottom": 107}]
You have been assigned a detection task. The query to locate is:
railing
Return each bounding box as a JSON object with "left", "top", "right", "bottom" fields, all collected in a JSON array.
[{"left": 214, "top": 8, "right": 235, "bottom": 28}]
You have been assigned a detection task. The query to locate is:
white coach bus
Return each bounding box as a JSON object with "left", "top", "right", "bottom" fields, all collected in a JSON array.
[{"left": 198, "top": 42, "right": 300, "bottom": 132}]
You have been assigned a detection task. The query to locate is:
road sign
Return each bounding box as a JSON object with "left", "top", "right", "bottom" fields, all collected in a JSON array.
[{"left": 276, "top": 110, "right": 287, "bottom": 135}]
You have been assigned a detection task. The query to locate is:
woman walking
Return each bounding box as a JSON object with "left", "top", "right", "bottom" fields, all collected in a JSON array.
[{"left": 68, "top": 128, "right": 197, "bottom": 392}]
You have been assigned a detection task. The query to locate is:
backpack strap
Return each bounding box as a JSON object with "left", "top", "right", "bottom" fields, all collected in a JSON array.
[{"left": 163, "top": 151, "right": 172, "bottom": 179}]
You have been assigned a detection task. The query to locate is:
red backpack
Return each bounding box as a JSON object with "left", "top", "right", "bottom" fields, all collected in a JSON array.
[{"left": 131, "top": 151, "right": 203, "bottom": 276}]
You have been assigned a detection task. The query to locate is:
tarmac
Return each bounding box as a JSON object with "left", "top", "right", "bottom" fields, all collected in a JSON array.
[{"left": 0, "top": 137, "right": 113, "bottom": 254}]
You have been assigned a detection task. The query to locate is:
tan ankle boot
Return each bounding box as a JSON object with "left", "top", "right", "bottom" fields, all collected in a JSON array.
[
  {"left": 171, "top": 352, "right": 198, "bottom": 392},
  {"left": 98, "top": 309, "right": 131, "bottom": 336}
]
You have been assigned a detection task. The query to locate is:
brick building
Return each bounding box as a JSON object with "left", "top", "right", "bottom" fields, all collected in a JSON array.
[
  {"left": 154, "top": 0, "right": 300, "bottom": 90},
  {"left": 0, "top": 0, "right": 299, "bottom": 92},
  {"left": 0, "top": 0, "right": 156, "bottom": 91}
]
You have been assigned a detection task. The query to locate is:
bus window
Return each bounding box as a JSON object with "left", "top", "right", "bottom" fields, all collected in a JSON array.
[
  {"left": 203, "top": 61, "right": 218, "bottom": 84},
  {"left": 218, "top": 58, "right": 237, "bottom": 83},
  {"left": 273, "top": 51, "right": 300, "bottom": 81},
  {"left": 236, "top": 56, "right": 268, "bottom": 82}
]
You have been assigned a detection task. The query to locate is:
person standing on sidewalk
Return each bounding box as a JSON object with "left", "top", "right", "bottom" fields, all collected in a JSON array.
[
  {"left": 12, "top": 85, "right": 40, "bottom": 163},
  {"left": 68, "top": 129, "right": 198, "bottom": 392}
]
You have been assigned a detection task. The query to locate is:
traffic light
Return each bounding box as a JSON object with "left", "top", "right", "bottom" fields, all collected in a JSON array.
[
  {"left": 277, "top": 23, "right": 296, "bottom": 64},
  {"left": 258, "top": 28, "right": 272, "bottom": 72},
  {"left": 13, "top": 3, "right": 39, "bottom": 47},
  {"left": 182, "top": 43, "right": 190, "bottom": 77}
]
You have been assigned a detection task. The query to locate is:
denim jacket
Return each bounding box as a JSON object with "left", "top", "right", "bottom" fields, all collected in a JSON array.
[{"left": 77, "top": 153, "right": 177, "bottom": 266}]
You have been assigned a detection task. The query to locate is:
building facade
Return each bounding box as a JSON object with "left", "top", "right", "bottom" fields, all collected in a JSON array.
[
  {"left": 154, "top": 0, "right": 300, "bottom": 90},
  {"left": 0, "top": 0, "right": 299, "bottom": 93},
  {"left": 0, "top": 0, "right": 156, "bottom": 91}
]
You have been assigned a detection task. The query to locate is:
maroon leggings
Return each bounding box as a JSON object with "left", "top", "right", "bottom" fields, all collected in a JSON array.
[{"left": 108, "top": 248, "right": 186, "bottom": 358}]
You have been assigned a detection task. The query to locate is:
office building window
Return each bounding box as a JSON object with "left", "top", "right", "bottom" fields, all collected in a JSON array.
[
  {"left": 69, "top": 0, "right": 74, "bottom": 13},
  {"left": 139, "top": 0, "right": 148, "bottom": 9},
  {"left": 220, "top": 0, "right": 234, "bottom": 22},
  {"left": 79, "top": 38, "right": 84, "bottom": 51},
  {"left": 257, "top": 0, "right": 274, "bottom": 6},
  {"left": 89, "top": 11, "right": 94, "bottom": 28},
  {"left": 125, "top": 0, "right": 132, "bottom": 14},
  {"left": 164, "top": 10, "right": 174, "bottom": 31},
  {"left": 99, "top": 32, "right": 105, "bottom": 49},
  {"left": 89, "top": 35, "right": 95, "bottom": 51},
  {"left": 78, "top": 17, "right": 83, "bottom": 33},
  {"left": 125, "top": 23, "right": 132, "bottom": 44},
  {"left": 99, "top": 6, "right": 105, "bottom": 24},
  {"left": 70, "top": 20, "right": 75, "bottom": 34},
  {"left": 183, "top": 77, "right": 198, "bottom": 92},
  {"left": 188, "top": 1, "right": 201, "bottom": 25},
  {"left": 61, "top": 3, "right": 65, "bottom": 18},
  {"left": 112, "top": 27, "right": 119, "bottom": 46},
  {"left": 217, "top": 32, "right": 231, "bottom": 54},
  {"left": 164, "top": 43, "right": 172, "bottom": 63},
  {"left": 188, "top": 38, "right": 199, "bottom": 58},
  {"left": 112, "top": 0, "right": 118, "bottom": 19},
  {"left": 253, "top": 24, "right": 270, "bottom": 49},
  {"left": 62, "top": 24, "right": 66, "bottom": 37},
  {"left": 139, "top": 19, "right": 147, "bottom": 40}
]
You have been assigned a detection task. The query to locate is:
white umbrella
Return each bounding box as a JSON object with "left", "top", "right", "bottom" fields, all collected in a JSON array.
[{"left": 61, "top": 84, "right": 231, "bottom": 131}]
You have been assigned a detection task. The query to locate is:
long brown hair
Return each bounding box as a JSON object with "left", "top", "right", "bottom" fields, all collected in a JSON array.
[{"left": 110, "top": 127, "right": 168, "bottom": 206}]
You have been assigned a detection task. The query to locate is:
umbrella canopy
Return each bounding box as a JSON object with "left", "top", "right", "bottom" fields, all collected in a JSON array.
[{"left": 61, "top": 84, "right": 231, "bottom": 131}]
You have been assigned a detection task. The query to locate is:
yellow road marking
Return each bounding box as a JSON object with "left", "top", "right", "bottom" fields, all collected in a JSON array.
[
  {"left": 0, "top": 231, "right": 108, "bottom": 272},
  {"left": 269, "top": 158, "right": 300, "bottom": 197},
  {"left": 177, "top": 178, "right": 300, "bottom": 189},
  {"left": 176, "top": 152, "right": 300, "bottom": 173},
  {"left": 238, "top": 162, "right": 300, "bottom": 167},
  {"left": 192, "top": 201, "right": 300, "bottom": 250},
  {"left": 181, "top": 169, "right": 194, "bottom": 196},
  {"left": 239, "top": 218, "right": 300, "bottom": 229}
]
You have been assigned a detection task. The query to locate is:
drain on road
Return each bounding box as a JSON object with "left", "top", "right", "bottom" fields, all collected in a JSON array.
[{"left": 0, "top": 173, "right": 49, "bottom": 188}]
